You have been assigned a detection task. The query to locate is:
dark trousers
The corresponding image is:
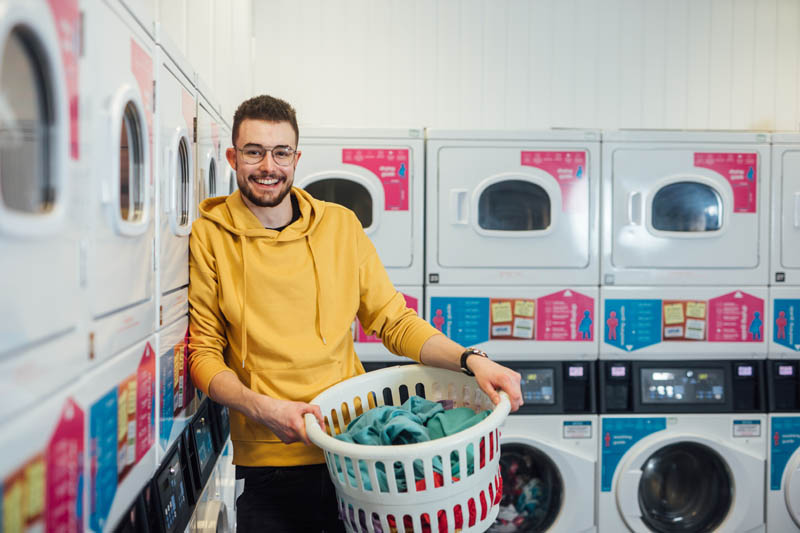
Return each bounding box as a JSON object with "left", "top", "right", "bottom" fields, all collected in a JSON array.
[{"left": 236, "top": 464, "right": 346, "bottom": 533}]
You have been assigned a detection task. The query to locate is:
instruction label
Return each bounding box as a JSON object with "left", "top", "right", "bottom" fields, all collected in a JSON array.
[
  {"left": 521, "top": 150, "right": 588, "bottom": 212},
  {"left": 343, "top": 148, "right": 410, "bottom": 210},
  {"left": 694, "top": 152, "right": 757, "bottom": 213}
]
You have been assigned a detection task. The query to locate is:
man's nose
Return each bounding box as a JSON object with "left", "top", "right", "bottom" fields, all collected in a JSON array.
[{"left": 258, "top": 150, "right": 279, "bottom": 172}]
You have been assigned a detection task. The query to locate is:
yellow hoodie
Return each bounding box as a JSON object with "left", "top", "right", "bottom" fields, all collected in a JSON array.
[{"left": 188, "top": 187, "right": 439, "bottom": 466}]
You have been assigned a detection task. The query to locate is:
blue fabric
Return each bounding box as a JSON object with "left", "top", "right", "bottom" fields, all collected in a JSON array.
[{"left": 333, "top": 396, "right": 490, "bottom": 491}]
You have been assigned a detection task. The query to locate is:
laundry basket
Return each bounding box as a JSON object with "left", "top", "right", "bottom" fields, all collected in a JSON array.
[{"left": 304, "top": 364, "right": 511, "bottom": 533}]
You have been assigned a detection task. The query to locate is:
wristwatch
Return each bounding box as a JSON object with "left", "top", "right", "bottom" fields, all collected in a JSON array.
[{"left": 460, "top": 347, "right": 489, "bottom": 376}]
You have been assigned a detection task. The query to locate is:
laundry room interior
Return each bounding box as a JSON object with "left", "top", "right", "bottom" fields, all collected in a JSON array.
[{"left": 3, "top": 0, "right": 800, "bottom": 532}]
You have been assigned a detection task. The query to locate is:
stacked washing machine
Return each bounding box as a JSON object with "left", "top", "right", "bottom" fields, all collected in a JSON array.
[
  {"left": 598, "top": 131, "right": 770, "bottom": 532},
  {"left": 766, "top": 133, "right": 800, "bottom": 532},
  {"left": 295, "top": 128, "right": 426, "bottom": 367},
  {"left": 425, "top": 130, "right": 601, "bottom": 532}
]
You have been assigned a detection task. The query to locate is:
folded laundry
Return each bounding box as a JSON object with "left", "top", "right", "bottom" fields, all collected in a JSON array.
[{"left": 334, "top": 396, "right": 491, "bottom": 492}]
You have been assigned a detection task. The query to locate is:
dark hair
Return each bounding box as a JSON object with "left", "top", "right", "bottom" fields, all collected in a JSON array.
[{"left": 232, "top": 95, "right": 299, "bottom": 146}]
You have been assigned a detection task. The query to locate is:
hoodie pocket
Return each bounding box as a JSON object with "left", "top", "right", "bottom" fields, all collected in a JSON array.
[{"left": 234, "top": 361, "right": 344, "bottom": 443}]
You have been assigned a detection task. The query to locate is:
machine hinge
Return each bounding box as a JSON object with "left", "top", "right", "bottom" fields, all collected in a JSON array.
[
  {"left": 89, "top": 332, "right": 95, "bottom": 360},
  {"left": 193, "top": 117, "right": 198, "bottom": 143},
  {"left": 159, "top": 305, "right": 163, "bottom": 327}
]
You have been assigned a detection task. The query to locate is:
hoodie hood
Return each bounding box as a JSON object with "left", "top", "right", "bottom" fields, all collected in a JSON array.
[{"left": 198, "top": 187, "right": 329, "bottom": 367}]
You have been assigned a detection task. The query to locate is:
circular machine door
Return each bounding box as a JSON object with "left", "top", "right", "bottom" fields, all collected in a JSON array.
[
  {"left": 303, "top": 176, "right": 375, "bottom": 229},
  {"left": 636, "top": 442, "right": 732, "bottom": 533},
  {"left": 488, "top": 442, "right": 563, "bottom": 533}
]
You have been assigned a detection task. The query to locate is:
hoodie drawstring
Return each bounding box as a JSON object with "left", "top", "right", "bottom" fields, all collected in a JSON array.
[
  {"left": 241, "top": 235, "right": 249, "bottom": 367},
  {"left": 306, "top": 236, "right": 326, "bottom": 345}
]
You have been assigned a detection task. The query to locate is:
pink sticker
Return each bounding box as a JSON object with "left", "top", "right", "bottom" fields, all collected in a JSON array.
[
  {"left": 131, "top": 39, "right": 153, "bottom": 183},
  {"left": 358, "top": 294, "right": 419, "bottom": 343},
  {"left": 211, "top": 122, "right": 220, "bottom": 155},
  {"left": 342, "top": 149, "right": 410, "bottom": 211},
  {"left": 536, "top": 289, "right": 594, "bottom": 341},
  {"left": 181, "top": 88, "right": 194, "bottom": 135},
  {"left": 46, "top": 0, "right": 80, "bottom": 159},
  {"left": 136, "top": 342, "right": 155, "bottom": 461},
  {"left": 521, "top": 151, "right": 589, "bottom": 212},
  {"left": 46, "top": 398, "right": 84, "bottom": 532},
  {"left": 694, "top": 153, "right": 758, "bottom": 213},
  {"left": 708, "top": 291, "right": 764, "bottom": 342}
]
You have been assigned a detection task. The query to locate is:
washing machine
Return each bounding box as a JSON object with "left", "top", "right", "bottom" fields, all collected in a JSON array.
[
  {"left": 74, "top": 334, "right": 157, "bottom": 532},
  {"left": 0, "top": 0, "right": 88, "bottom": 420},
  {"left": 295, "top": 127, "right": 425, "bottom": 287},
  {"left": 83, "top": 0, "right": 155, "bottom": 363},
  {"left": 0, "top": 380, "right": 85, "bottom": 531},
  {"left": 156, "top": 315, "right": 200, "bottom": 465},
  {"left": 486, "top": 360, "right": 596, "bottom": 533},
  {"left": 196, "top": 85, "right": 223, "bottom": 203},
  {"left": 601, "top": 130, "right": 770, "bottom": 286},
  {"left": 600, "top": 286, "right": 768, "bottom": 360},
  {"left": 355, "top": 286, "right": 424, "bottom": 363},
  {"left": 598, "top": 359, "right": 766, "bottom": 533},
  {"left": 771, "top": 287, "right": 800, "bottom": 358},
  {"left": 771, "top": 134, "right": 800, "bottom": 285},
  {"left": 154, "top": 30, "right": 196, "bottom": 330},
  {"left": 426, "top": 287, "right": 598, "bottom": 361},
  {"left": 767, "top": 359, "right": 800, "bottom": 532},
  {"left": 425, "top": 129, "right": 600, "bottom": 286}
]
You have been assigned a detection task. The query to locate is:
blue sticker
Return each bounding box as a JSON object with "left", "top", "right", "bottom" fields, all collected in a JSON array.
[
  {"left": 604, "top": 299, "right": 662, "bottom": 352},
  {"left": 774, "top": 299, "right": 800, "bottom": 352},
  {"left": 601, "top": 417, "right": 666, "bottom": 491},
  {"left": 159, "top": 350, "right": 174, "bottom": 450},
  {"left": 90, "top": 388, "right": 118, "bottom": 533},
  {"left": 429, "top": 297, "right": 490, "bottom": 346},
  {"left": 576, "top": 165, "right": 584, "bottom": 179},
  {"left": 398, "top": 163, "right": 407, "bottom": 178},
  {"left": 771, "top": 417, "right": 800, "bottom": 490}
]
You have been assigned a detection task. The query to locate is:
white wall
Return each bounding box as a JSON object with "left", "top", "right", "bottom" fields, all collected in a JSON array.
[
  {"left": 252, "top": 0, "right": 800, "bottom": 131},
  {"left": 157, "top": 0, "right": 253, "bottom": 124}
]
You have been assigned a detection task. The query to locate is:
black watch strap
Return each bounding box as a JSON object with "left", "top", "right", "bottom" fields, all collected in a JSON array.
[{"left": 460, "top": 347, "right": 488, "bottom": 376}]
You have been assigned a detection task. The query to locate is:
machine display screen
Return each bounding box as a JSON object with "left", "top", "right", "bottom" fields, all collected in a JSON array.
[
  {"left": 157, "top": 452, "right": 188, "bottom": 533},
  {"left": 194, "top": 421, "right": 214, "bottom": 473},
  {"left": 518, "top": 368, "right": 555, "bottom": 404},
  {"left": 641, "top": 368, "right": 725, "bottom": 404}
]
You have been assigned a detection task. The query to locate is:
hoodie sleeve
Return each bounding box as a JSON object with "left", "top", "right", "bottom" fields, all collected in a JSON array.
[
  {"left": 355, "top": 224, "right": 440, "bottom": 361},
  {"left": 188, "top": 225, "right": 235, "bottom": 395}
]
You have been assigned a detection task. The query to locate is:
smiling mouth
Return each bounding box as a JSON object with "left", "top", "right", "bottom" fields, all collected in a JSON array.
[{"left": 250, "top": 175, "right": 283, "bottom": 187}]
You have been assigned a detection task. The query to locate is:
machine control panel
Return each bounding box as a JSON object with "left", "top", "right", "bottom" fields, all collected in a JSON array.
[
  {"left": 519, "top": 368, "right": 555, "bottom": 404},
  {"left": 154, "top": 443, "right": 191, "bottom": 533},
  {"left": 641, "top": 368, "right": 725, "bottom": 404}
]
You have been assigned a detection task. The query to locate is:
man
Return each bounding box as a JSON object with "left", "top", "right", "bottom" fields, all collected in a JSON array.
[{"left": 188, "top": 94, "right": 523, "bottom": 532}]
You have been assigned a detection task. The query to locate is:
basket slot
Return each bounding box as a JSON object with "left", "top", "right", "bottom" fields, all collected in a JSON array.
[
  {"left": 398, "top": 384, "right": 410, "bottom": 404},
  {"left": 448, "top": 450, "right": 460, "bottom": 484},
  {"left": 341, "top": 401, "right": 354, "bottom": 427},
  {"left": 415, "top": 382, "right": 426, "bottom": 398},
  {"left": 366, "top": 390, "right": 378, "bottom": 410},
  {"left": 489, "top": 430, "right": 495, "bottom": 461},
  {"left": 412, "top": 458, "right": 425, "bottom": 490},
  {"left": 386, "top": 460, "right": 401, "bottom": 493},
  {"left": 432, "top": 455, "right": 444, "bottom": 488},
  {"left": 352, "top": 395, "right": 364, "bottom": 418},
  {"left": 465, "top": 442, "right": 476, "bottom": 477},
  {"left": 329, "top": 409, "right": 342, "bottom": 435},
  {"left": 381, "top": 386, "right": 395, "bottom": 406}
]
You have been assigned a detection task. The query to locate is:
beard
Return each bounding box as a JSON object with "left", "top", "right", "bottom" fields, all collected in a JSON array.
[{"left": 237, "top": 170, "right": 293, "bottom": 208}]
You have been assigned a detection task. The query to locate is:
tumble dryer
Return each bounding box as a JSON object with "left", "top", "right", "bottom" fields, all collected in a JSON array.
[
  {"left": 771, "top": 287, "right": 800, "bottom": 357},
  {"left": 598, "top": 359, "right": 767, "bottom": 533},
  {"left": 296, "top": 127, "right": 425, "bottom": 286},
  {"left": 154, "top": 31, "right": 195, "bottom": 330},
  {"left": 0, "top": 380, "right": 85, "bottom": 531},
  {"left": 600, "top": 286, "right": 768, "bottom": 359},
  {"left": 488, "top": 360, "right": 597, "bottom": 533},
  {"left": 426, "top": 287, "right": 598, "bottom": 361},
  {"left": 767, "top": 359, "right": 800, "bottom": 532},
  {"left": 425, "top": 129, "right": 600, "bottom": 286},
  {"left": 601, "top": 130, "right": 770, "bottom": 286},
  {"left": 771, "top": 134, "right": 800, "bottom": 285},
  {"left": 75, "top": 334, "right": 157, "bottom": 532},
  {"left": 196, "top": 86, "right": 223, "bottom": 203},
  {"left": 83, "top": 0, "right": 155, "bottom": 362},
  {"left": 0, "top": 0, "right": 87, "bottom": 419}
]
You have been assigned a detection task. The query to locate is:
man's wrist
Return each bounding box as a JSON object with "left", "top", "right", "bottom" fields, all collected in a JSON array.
[{"left": 460, "top": 347, "right": 489, "bottom": 376}]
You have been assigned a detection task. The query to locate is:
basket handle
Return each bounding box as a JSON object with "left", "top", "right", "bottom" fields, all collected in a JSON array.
[{"left": 303, "top": 391, "right": 511, "bottom": 449}]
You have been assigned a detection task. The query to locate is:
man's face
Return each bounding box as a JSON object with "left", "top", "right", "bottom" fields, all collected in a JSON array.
[{"left": 231, "top": 119, "right": 300, "bottom": 208}]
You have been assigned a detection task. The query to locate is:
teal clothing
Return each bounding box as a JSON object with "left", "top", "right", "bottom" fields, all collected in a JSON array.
[{"left": 333, "top": 396, "right": 490, "bottom": 491}]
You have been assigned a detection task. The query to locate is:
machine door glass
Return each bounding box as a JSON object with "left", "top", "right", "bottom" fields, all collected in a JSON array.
[
  {"left": 0, "top": 28, "right": 54, "bottom": 214},
  {"left": 651, "top": 182, "right": 722, "bottom": 232},
  {"left": 207, "top": 157, "right": 216, "bottom": 198},
  {"left": 780, "top": 150, "right": 800, "bottom": 269},
  {"left": 437, "top": 147, "right": 591, "bottom": 269},
  {"left": 638, "top": 442, "right": 732, "bottom": 533},
  {"left": 611, "top": 149, "right": 759, "bottom": 269},
  {"left": 118, "top": 102, "right": 146, "bottom": 224},
  {"left": 228, "top": 168, "right": 235, "bottom": 194},
  {"left": 176, "top": 136, "right": 190, "bottom": 227},
  {"left": 489, "top": 443, "right": 563, "bottom": 533},
  {"left": 478, "top": 180, "right": 550, "bottom": 231},
  {"left": 305, "top": 177, "right": 373, "bottom": 228}
]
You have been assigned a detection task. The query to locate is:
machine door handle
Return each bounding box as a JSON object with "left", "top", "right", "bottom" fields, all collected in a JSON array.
[
  {"left": 450, "top": 189, "right": 469, "bottom": 225},
  {"left": 628, "top": 192, "right": 643, "bottom": 225},
  {"left": 794, "top": 192, "right": 800, "bottom": 228}
]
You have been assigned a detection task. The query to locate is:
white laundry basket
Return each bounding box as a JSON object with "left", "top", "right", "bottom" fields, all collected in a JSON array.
[{"left": 304, "top": 364, "right": 511, "bottom": 533}]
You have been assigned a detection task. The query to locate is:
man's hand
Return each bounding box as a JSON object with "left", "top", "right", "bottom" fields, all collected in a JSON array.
[
  {"left": 249, "top": 395, "right": 325, "bottom": 446},
  {"left": 467, "top": 356, "right": 524, "bottom": 412}
]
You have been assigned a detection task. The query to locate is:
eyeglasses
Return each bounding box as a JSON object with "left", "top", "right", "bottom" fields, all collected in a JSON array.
[{"left": 236, "top": 144, "right": 298, "bottom": 166}]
